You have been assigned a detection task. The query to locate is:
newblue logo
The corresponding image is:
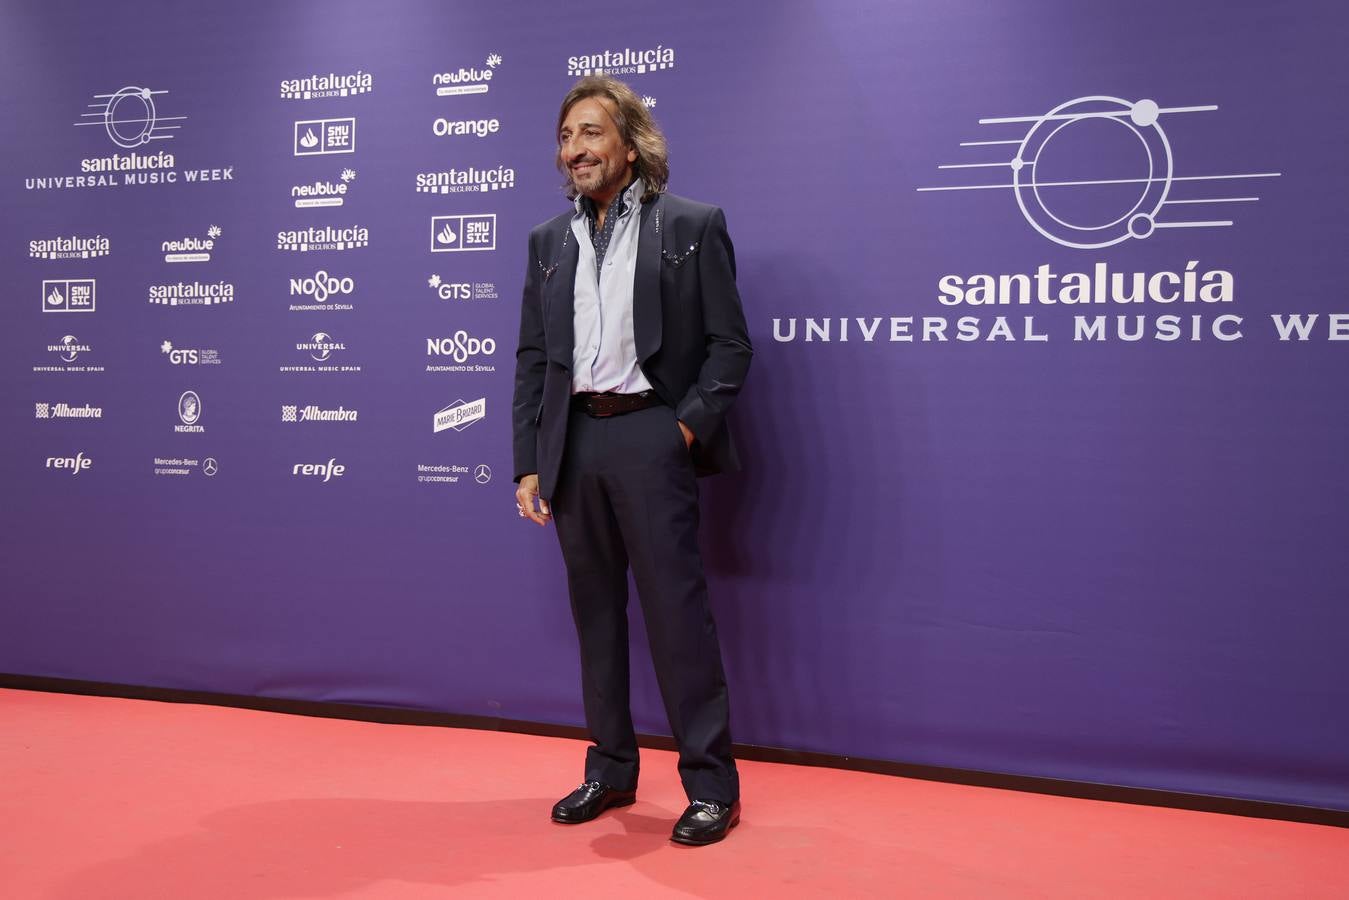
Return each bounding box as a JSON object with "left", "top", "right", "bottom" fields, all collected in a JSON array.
[{"left": 433, "top": 53, "right": 502, "bottom": 96}]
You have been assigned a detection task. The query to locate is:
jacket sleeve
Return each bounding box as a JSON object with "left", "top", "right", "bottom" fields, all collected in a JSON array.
[
  {"left": 674, "top": 207, "right": 753, "bottom": 443},
  {"left": 512, "top": 229, "right": 545, "bottom": 481}
]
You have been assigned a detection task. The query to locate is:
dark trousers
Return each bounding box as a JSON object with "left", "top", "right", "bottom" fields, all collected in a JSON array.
[{"left": 551, "top": 403, "right": 739, "bottom": 804}]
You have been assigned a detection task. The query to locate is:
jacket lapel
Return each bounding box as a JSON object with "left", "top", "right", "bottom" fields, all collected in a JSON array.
[
  {"left": 545, "top": 221, "right": 578, "bottom": 369},
  {"left": 634, "top": 194, "right": 664, "bottom": 364}
]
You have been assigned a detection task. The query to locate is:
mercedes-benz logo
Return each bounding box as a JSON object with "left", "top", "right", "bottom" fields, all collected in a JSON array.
[
  {"left": 474, "top": 463, "right": 492, "bottom": 484},
  {"left": 202, "top": 457, "right": 218, "bottom": 477}
]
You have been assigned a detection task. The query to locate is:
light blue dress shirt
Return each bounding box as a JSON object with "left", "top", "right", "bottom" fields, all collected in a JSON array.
[{"left": 571, "top": 178, "right": 654, "bottom": 395}]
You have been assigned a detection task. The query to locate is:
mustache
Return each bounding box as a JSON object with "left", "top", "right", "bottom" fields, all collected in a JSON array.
[{"left": 568, "top": 155, "right": 600, "bottom": 169}]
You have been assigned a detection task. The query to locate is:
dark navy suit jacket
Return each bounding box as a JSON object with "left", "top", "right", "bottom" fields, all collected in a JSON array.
[{"left": 512, "top": 192, "right": 753, "bottom": 500}]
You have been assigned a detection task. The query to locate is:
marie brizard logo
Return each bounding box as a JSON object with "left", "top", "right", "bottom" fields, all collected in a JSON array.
[
  {"left": 75, "top": 86, "right": 185, "bottom": 148},
  {"left": 918, "top": 96, "right": 1281, "bottom": 249}
]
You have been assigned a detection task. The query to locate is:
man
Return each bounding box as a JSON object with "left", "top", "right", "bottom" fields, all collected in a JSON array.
[{"left": 512, "top": 76, "right": 752, "bottom": 846}]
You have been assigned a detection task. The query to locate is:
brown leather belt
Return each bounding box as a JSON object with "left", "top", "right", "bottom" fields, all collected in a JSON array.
[{"left": 572, "top": 390, "right": 664, "bottom": 418}]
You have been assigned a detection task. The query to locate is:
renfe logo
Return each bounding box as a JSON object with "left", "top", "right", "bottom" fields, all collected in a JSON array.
[
  {"left": 293, "top": 458, "right": 345, "bottom": 482},
  {"left": 47, "top": 453, "right": 92, "bottom": 474}
]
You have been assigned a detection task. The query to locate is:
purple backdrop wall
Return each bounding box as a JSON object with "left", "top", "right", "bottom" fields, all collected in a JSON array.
[{"left": 2, "top": 0, "right": 1346, "bottom": 810}]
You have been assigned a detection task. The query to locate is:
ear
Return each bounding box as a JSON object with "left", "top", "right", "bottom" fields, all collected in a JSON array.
[{"left": 626, "top": 147, "right": 638, "bottom": 164}]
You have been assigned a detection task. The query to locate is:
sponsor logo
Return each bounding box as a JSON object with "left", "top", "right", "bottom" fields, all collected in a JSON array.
[
  {"left": 430, "top": 214, "right": 495, "bottom": 252},
  {"left": 474, "top": 464, "right": 492, "bottom": 484},
  {"left": 426, "top": 330, "right": 497, "bottom": 372},
  {"left": 432, "top": 117, "right": 499, "bottom": 138},
  {"left": 276, "top": 225, "right": 369, "bottom": 252},
  {"left": 26, "top": 86, "right": 233, "bottom": 192},
  {"left": 281, "top": 332, "right": 361, "bottom": 373},
  {"left": 293, "top": 168, "right": 356, "bottom": 208},
  {"left": 152, "top": 455, "right": 217, "bottom": 477},
  {"left": 433, "top": 53, "right": 501, "bottom": 96},
  {"left": 148, "top": 280, "right": 234, "bottom": 307},
  {"left": 29, "top": 234, "right": 111, "bottom": 260},
  {"left": 35, "top": 335, "right": 104, "bottom": 374},
  {"left": 293, "top": 458, "right": 345, "bottom": 482},
  {"left": 415, "top": 164, "right": 515, "bottom": 194},
  {"left": 76, "top": 85, "right": 184, "bottom": 148},
  {"left": 433, "top": 397, "right": 486, "bottom": 433},
  {"left": 160, "top": 340, "right": 221, "bottom": 366},
  {"left": 288, "top": 269, "right": 355, "bottom": 311},
  {"left": 36, "top": 401, "right": 102, "bottom": 420},
  {"left": 567, "top": 43, "right": 675, "bottom": 77},
  {"left": 175, "top": 390, "right": 204, "bottom": 432},
  {"left": 46, "top": 452, "right": 92, "bottom": 474},
  {"left": 642, "top": 95, "right": 657, "bottom": 109},
  {"left": 163, "top": 225, "right": 221, "bottom": 262},
  {"left": 427, "top": 274, "right": 498, "bottom": 301},
  {"left": 281, "top": 404, "right": 359, "bottom": 423},
  {"left": 918, "top": 95, "right": 1280, "bottom": 249},
  {"left": 280, "top": 69, "right": 373, "bottom": 100},
  {"left": 294, "top": 117, "right": 356, "bottom": 156},
  {"left": 43, "top": 279, "right": 96, "bottom": 313}
]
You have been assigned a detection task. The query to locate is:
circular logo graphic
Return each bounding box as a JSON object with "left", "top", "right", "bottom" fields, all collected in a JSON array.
[
  {"left": 178, "top": 390, "right": 201, "bottom": 425},
  {"left": 311, "top": 332, "right": 333, "bottom": 362},
  {"left": 61, "top": 335, "right": 81, "bottom": 363},
  {"left": 1012, "top": 96, "right": 1172, "bottom": 249},
  {"left": 104, "top": 86, "right": 159, "bottom": 149},
  {"left": 202, "top": 457, "right": 218, "bottom": 477},
  {"left": 474, "top": 464, "right": 492, "bottom": 484}
]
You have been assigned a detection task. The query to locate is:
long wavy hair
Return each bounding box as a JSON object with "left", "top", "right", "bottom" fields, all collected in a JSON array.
[{"left": 556, "top": 76, "right": 668, "bottom": 203}]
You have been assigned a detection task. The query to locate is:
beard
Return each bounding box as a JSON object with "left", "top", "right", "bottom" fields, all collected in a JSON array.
[{"left": 569, "top": 155, "right": 630, "bottom": 200}]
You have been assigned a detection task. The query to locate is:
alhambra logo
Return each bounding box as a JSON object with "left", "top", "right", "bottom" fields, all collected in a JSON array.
[
  {"left": 280, "top": 70, "right": 373, "bottom": 100},
  {"left": 433, "top": 53, "right": 501, "bottom": 96},
  {"left": 30, "top": 234, "right": 110, "bottom": 260},
  {"left": 415, "top": 164, "right": 515, "bottom": 194},
  {"left": 567, "top": 44, "right": 675, "bottom": 77},
  {"left": 293, "top": 169, "right": 356, "bottom": 207},
  {"left": 163, "top": 225, "right": 221, "bottom": 262},
  {"left": 919, "top": 95, "right": 1280, "bottom": 249}
]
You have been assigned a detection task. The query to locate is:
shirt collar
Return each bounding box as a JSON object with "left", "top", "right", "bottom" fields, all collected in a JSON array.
[{"left": 575, "top": 177, "right": 645, "bottom": 221}]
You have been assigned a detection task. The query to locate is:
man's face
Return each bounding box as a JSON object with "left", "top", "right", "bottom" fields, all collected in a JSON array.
[{"left": 559, "top": 96, "right": 637, "bottom": 202}]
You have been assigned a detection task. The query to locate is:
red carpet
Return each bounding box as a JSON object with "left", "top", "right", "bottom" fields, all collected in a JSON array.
[{"left": 1, "top": 688, "right": 1345, "bottom": 898}]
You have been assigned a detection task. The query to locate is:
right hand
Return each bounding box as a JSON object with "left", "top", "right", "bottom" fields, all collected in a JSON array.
[{"left": 515, "top": 474, "right": 552, "bottom": 526}]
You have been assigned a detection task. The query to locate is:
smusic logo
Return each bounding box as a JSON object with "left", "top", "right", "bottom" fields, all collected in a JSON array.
[
  {"left": 43, "top": 279, "right": 96, "bottom": 313},
  {"left": 430, "top": 215, "right": 495, "bottom": 252},
  {"left": 294, "top": 117, "right": 355, "bottom": 156}
]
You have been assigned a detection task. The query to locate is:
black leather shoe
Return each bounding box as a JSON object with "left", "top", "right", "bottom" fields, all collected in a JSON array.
[
  {"left": 550, "top": 781, "right": 637, "bottom": 824},
  {"left": 670, "top": 799, "right": 741, "bottom": 845}
]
